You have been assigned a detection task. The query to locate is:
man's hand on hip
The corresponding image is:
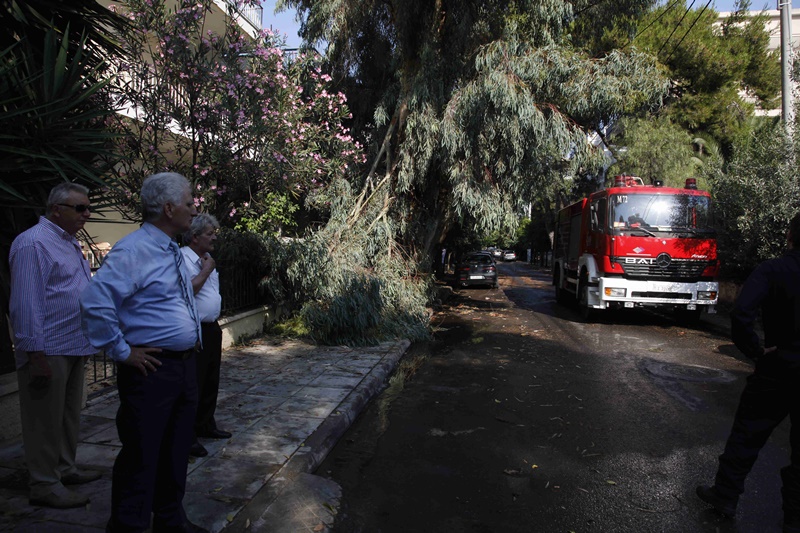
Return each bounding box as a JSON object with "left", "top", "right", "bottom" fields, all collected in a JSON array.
[{"left": 123, "top": 346, "right": 163, "bottom": 376}]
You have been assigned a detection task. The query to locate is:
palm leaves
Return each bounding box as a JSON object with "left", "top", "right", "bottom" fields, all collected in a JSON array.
[
  {"left": 0, "top": 0, "right": 130, "bottom": 371},
  {"left": 0, "top": 26, "right": 117, "bottom": 208}
]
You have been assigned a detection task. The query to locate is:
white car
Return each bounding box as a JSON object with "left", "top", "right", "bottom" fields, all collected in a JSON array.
[{"left": 503, "top": 250, "right": 516, "bottom": 261}]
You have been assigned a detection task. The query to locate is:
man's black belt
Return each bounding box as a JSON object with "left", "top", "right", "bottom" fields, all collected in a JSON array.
[{"left": 155, "top": 347, "right": 198, "bottom": 360}]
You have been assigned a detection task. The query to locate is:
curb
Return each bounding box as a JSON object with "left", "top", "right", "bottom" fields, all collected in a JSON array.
[{"left": 226, "top": 340, "right": 411, "bottom": 532}]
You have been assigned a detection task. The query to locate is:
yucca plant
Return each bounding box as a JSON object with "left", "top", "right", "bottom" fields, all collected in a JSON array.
[{"left": 0, "top": 0, "right": 129, "bottom": 372}]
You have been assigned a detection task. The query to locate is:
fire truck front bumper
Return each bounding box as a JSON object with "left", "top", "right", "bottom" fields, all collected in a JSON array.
[{"left": 594, "top": 278, "right": 718, "bottom": 312}]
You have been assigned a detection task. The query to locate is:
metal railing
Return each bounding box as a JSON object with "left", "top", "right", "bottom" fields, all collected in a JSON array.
[
  {"left": 232, "top": 1, "right": 263, "bottom": 31},
  {"left": 218, "top": 258, "right": 264, "bottom": 315}
]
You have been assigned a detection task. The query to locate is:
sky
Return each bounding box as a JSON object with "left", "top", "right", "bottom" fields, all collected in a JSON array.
[
  {"left": 713, "top": 0, "right": 795, "bottom": 10},
  {"left": 260, "top": 0, "right": 797, "bottom": 50},
  {"left": 261, "top": 0, "right": 303, "bottom": 49}
]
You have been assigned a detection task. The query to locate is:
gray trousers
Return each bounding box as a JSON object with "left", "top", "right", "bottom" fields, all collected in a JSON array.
[{"left": 17, "top": 354, "right": 87, "bottom": 498}]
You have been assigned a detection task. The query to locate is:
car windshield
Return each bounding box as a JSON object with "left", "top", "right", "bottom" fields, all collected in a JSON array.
[{"left": 609, "top": 193, "right": 713, "bottom": 235}]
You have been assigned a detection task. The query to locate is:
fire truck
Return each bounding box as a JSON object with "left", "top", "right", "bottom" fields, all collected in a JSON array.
[{"left": 552, "top": 175, "right": 719, "bottom": 320}]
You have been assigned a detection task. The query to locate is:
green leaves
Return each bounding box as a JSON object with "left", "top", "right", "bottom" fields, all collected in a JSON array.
[
  {"left": 0, "top": 25, "right": 118, "bottom": 209},
  {"left": 705, "top": 120, "right": 799, "bottom": 281}
]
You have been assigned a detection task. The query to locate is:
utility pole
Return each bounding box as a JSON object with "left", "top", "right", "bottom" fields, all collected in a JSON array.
[{"left": 779, "top": 0, "right": 794, "bottom": 128}]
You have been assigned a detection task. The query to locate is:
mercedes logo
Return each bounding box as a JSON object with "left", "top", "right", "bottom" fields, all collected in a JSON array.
[{"left": 656, "top": 253, "right": 672, "bottom": 269}]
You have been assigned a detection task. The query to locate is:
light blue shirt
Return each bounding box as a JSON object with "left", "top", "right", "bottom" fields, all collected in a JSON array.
[
  {"left": 9, "top": 217, "right": 94, "bottom": 368},
  {"left": 80, "top": 223, "right": 201, "bottom": 362}
]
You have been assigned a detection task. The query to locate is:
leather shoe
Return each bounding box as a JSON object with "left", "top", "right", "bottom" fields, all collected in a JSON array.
[
  {"left": 30, "top": 487, "right": 90, "bottom": 508},
  {"left": 62, "top": 468, "right": 102, "bottom": 485},
  {"left": 196, "top": 428, "right": 231, "bottom": 439},
  {"left": 696, "top": 485, "right": 737, "bottom": 517},
  {"left": 189, "top": 440, "right": 208, "bottom": 457},
  {"left": 152, "top": 520, "right": 210, "bottom": 533}
]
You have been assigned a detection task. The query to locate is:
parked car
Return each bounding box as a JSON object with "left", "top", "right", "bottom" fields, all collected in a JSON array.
[
  {"left": 473, "top": 250, "right": 496, "bottom": 263},
  {"left": 503, "top": 250, "right": 517, "bottom": 261},
  {"left": 456, "top": 253, "right": 498, "bottom": 288},
  {"left": 491, "top": 248, "right": 503, "bottom": 259}
]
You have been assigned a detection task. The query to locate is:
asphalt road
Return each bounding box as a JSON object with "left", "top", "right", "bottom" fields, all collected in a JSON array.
[{"left": 316, "top": 262, "right": 790, "bottom": 533}]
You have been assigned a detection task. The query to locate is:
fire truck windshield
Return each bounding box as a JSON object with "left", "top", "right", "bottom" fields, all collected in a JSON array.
[{"left": 609, "top": 193, "right": 713, "bottom": 235}]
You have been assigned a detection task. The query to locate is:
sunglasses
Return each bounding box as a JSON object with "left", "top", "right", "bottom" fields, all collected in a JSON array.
[{"left": 57, "top": 203, "right": 91, "bottom": 213}]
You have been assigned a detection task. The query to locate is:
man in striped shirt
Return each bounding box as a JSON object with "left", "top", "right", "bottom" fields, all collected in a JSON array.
[{"left": 9, "top": 182, "right": 101, "bottom": 509}]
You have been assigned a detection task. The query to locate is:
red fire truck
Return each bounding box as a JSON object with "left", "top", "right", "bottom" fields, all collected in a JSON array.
[{"left": 552, "top": 175, "right": 719, "bottom": 320}]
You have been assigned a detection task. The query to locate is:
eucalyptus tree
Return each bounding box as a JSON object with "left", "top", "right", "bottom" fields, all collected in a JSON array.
[
  {"left": 608, "top": 116, "right": 702, "bottom": 189},
  {"left": 282, "top": 0, "right": 668, "bottom": 266}
]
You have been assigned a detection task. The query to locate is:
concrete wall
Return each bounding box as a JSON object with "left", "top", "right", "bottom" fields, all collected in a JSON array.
[{"left": 0, "top": 303, "right": 287, "bottom": 443}]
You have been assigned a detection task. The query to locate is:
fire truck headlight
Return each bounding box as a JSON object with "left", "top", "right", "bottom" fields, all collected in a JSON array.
[
  {"left": 697, "top": 291, "right": 717, "bottom": 301},
  {"left": 604, "top": 287, "right": 626, "bottom": 298}
]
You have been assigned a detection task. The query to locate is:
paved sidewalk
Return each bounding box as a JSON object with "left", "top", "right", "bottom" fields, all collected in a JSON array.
[{"left": 0, "top": 337, "right": 410, "bottom": 533}]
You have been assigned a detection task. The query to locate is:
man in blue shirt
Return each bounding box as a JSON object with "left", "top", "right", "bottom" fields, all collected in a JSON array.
[
  {"left": 697, "top": 213, "right": 800, "bottom": 532},
  {"left": 9, "top": 182, "right": 100, "bottom": 509},
  {"left": 81, "top": 172, "right": 207, "bottom": 533}
]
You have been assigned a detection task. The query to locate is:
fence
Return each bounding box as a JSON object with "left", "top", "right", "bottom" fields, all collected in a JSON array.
[
  {"left": 233, "top": 1, "right": 263, "bottom": 31},
  {"left": 218, "top": 258, "right": 265, "bottom": 316}
]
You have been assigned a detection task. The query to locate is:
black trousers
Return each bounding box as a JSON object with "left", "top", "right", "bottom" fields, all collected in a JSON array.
[
  {"left": 108, "top": 356, "right": 198, "bottom": 532},
  {"left": 195, "top": 321, "right": 222, "bottom": 435},
  {"left": 715, "top": 350, "right": 800, "bottom": 517}
]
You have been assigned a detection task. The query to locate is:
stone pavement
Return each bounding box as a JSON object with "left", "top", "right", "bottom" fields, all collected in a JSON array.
[{"left": 0, "top": 337, "right": 410, "bottom": 533}]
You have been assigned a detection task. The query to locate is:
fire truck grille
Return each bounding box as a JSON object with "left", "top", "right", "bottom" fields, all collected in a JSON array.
[
  {"left": 630, "top": 291, "right": 692, "bottom": 300},
  {"left": 616, "top": 258, "right": 710, "bottom": 281}
]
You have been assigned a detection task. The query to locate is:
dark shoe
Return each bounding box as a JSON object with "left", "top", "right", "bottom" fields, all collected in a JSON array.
[
  {"left": 152, "top": 520, "right": 210, "bottom": 533},
  {"left": 189, "top": 440, "right": 208, "bottom": 458},
  {"left": 696, "top": 485, "right": 737, "bottom": 517},
  {"left": 196, "top": 428, "right": 231, "bottom": 439},
  {"left": 62, "top": 468, "right": 102, "bottom": 485},
  {"left": 30, "top": 487, "right": 90, "bottom": 508}
]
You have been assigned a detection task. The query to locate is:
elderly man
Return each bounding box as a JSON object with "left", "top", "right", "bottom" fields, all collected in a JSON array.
[
  {"left": 181, "top": 214, "right": 231, "bottom": 458},
  {"left": 81, "top": 173, "right": 207, "bottom": 533},
  {"left": 9, "top": 182, "right": 100, "bottom": 509}
]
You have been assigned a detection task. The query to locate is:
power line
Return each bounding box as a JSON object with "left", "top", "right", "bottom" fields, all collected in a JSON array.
[
  {"left": 664, "top": 0, "right": 714, "bottom": 62},
  {"left": 657, "top": 0, "right": 697, "bottom": 57},
  {"left": 633, "top": 0, "right": 683, "bottom": 44}
]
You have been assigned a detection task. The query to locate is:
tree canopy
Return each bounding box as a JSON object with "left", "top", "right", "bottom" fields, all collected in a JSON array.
[
  {"left": 280, "top": 0, "right": 669, "bottom": 260},
  {"left": 626, "top": 0, "right": 780, "bottom": 152}
]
